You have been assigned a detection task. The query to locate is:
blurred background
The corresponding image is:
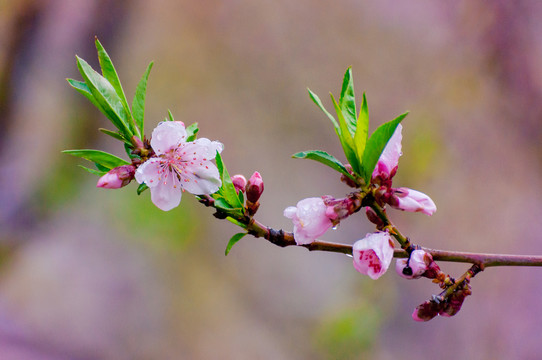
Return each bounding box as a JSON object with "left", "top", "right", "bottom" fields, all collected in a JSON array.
[{"left": 1, "top": 0, "right": 542, "bottom": 358}]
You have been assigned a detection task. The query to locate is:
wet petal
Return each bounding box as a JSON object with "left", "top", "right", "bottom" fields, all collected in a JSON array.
[
  {"left": 135, "top": 158, "right": 163, "bottom": 188},
  {"left": 180, "top": 161, "right": 221, "bottom": 195},
  {"left": 372, "top": 124, "right": 402, "bottom": 180},
  {"left": 150, "top": 121, "right": 188, "bottom": 155},
  {"left": 353, "top": 231, "right": 394, "bottom": 280}
]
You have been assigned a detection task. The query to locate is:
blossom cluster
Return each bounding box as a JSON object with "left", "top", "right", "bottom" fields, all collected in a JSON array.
[{"left": 283, "top": 124, "right": 436, "bottom": 281}]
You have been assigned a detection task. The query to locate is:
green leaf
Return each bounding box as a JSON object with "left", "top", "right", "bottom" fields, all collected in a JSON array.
[
  {"left": 94, "top": 38, "right": 137, "bottom": 136},
  {"left": 132, "top": 61, "right": 154, "bottom": 136},
  {"left": 167, "top": 109, "right": 175, "bottom": 121},
  {"left": 99, "top": 128, "right": 131, "bottom": 144},
  {"left": 63, "top": 149, "right": 129, "bottom": 170},
  {"left": 360, "top": 112, "right": 408, "bottom": 183},
  {"left": 225, "top": 232, "right": 247, "bottom": 256},
  {"left": 339, "top": 67, "right": 357, "bottom": 135},
  {"left": 226, "top": 217, "right": 247, "bottom": 229},
  {"left": 292, "top": 150, "right": 355, "bottom": 181},
  {"left": 78, "top": 165, "right": 107, "bottom": 176},
  {"left": 95, "top": 162, "right": 111, "bottom": 173},
  {"left": 215, "top": 152, "right": 243, "bottom": 209},
  {"left": 353, "top": 92, "right": 369, "bottom": 161},
  {"left": 185, "top": 122, "right": 199, "bottom": 142},
  {"left": 137, "top": 183, "right": 148, "bottom": 195},
  {"left": 308, "top": 88, "right": 338, "bottom": 130},
  {"left": 67, "top": 79, "right": 104, "bottom": 111},
  {"left": 331, "top": 94, "right": 361, "bottom": 175},
  {"left": 214, "top": 197, "right": 233, "bottom": 211},
  {"left": 76, "top": 56, "right": 133, "bottom": 138}
]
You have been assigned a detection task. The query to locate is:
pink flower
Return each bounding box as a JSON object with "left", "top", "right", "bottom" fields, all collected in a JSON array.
[
  {"left": 352, "top": 231, "right": 395, "bottom": 280},
  {"left": 372, "top": 124, "right": 402, "bottom": 181},
  {"left": 135, "top": 121, "right": 223, "bottom": 211},
  {"left": 389, "top": 187, "right": 436, "bottom": 216},
  {"left": 395, "top": 249, "right": 429, "bottom": 279},
  {"left": 284, "top": 197, "right": 333, "bottom": 245}
]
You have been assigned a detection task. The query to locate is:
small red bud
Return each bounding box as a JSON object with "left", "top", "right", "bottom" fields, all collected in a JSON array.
[{"left": 246, "top": 171, "right": 264, "bottom": 203}]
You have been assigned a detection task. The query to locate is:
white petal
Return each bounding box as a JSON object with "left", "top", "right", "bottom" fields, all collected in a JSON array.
[
  {"left": 182, "top": 138, "right": 223, "bottom": 161},
  {"left": 150, "top": 121, "right": 188, "bottom": 155},
  {"left": 283, "top": 206, "right": 297, "bottom": 219},
  {"left": 135, "top": 158, "right": 163, "bottom": 188},
  {"left": 180, "top": 161, "right": 221, "bottom": 194},
  {"left": 149, "top": 176, "right": 183, "bottom": 211}
]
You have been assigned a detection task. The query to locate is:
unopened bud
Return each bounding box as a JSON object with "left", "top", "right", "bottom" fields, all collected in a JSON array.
[
  {"left": 412, "top": 299, "right": 441, "bottom": 322},
  {"left": 439, "top": 285, "right": 471, "bottom": 317},
  {"left": 396, "top": 250, "right": 430, "bottom": 279},
  {"left": 340, "top": 165, "right": 358, "bottom": 188},
  {"left": 96, "top": 165, "right": 136, "bottom": 189},
  {"left": 365, "top": 207, "right": 385, "bottom": 228},
  {"left": 231, "top": 174, "right": 247, "bottom": 194},
  {"left": 246, "top": 171, "right": 264, "bottom": 203}
]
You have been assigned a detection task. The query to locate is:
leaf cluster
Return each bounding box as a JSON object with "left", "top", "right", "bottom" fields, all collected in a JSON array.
[
  {"left": 64, "top": 38, "right": 153, "bottom": 174},
  {"left": 297, "top": 67, "right": 407, "bottom": 185}
]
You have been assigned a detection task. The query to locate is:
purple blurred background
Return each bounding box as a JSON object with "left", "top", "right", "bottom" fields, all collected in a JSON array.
[{"left": 1, "top": 0, "right": 542, "bottom": 358}]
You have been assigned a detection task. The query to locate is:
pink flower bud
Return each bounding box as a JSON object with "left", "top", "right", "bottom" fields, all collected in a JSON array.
[
  {"left": 389, "top": 187, "right": 436, "bottom": 216},
  {"left": 395, "top": 249, "right": 429, "bottom": 279},
  {"left": 352, "top": 231, "right": 395, "bottom": 280},
  {"left": 372, "top": 124, "right": 402, "bottom": 182},
  {"left": 246, "top": 171, "right": 264, "bottom": 203},
  {"left": 231, "top": 174, "right": 247, "bottom": 193},
  {"left": 97, "top": 165, "right": 136, "bottom": 189},
  {"left": 284, "top": 197, "right": 333, "bottom": 245}
]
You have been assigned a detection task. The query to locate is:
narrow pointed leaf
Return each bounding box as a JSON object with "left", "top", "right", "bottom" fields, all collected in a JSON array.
[
  {"left": 63, "top": 149, "right": 129, "bottom": 170},
  {"left": 99, "top": 128, "right": 131, "bottom": 144},
  {"left": 215, "top": 152, "right": 243, "bottom": 209},
  {"left": 132, "top": 61, "right": 154, "bottom": 135},
  {"left": 292, "top": 150, "right": 355, "bottom": 181},
  {"left": 331, "top": 94, "right": 361, "bottom": 175},
  {"left": 353, "top": 92, "right": 369, "bottom": 161},
  {"left": 76, "top": 56, "right": 133, "bottom": 137},
  {"left": 339, "top": 67, "right": 356, "bottom": 135},
  {"left": 95, "top": 38, "right": 136, "bottom": 136},
  {"left": 361, "top": 112, "right": 408, "bottom": 183},
  {"left": 67, "top": 79, "right": 104, "bottom": 111},
  {"left": 308, "top": 88, "right": 338, "bottom": 130},
  {"left": 225, "top": 232, "right": 247, "bottom": 256},
  {"left": 167, "top": 109, "right": 175, "bottom": 121},
  {"left": 78, "top": 165, "right": 107, "bottom": 176}
]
